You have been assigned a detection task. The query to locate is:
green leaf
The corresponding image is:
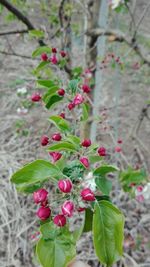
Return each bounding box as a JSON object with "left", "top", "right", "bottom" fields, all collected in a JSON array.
[
  {"left": 89, "top": 155, "right": 102, "bottom": 164},
  {"left": 45, "top": 94, "right": 63, "bottom": 109},
  {"left": 93, "top": 201, "right": 124, "bottom": 266},
  {"left": 72, "top": 67, "right": 83, "bottom": 78},
  {"left": 81, "top": 103, "right": 89, "bottom": 121},
  {"left": 67, "top": 79, "right": 79, "bottom": 94},
  {"left": 11, "top": 160, "right": 61, "bottom": 185},
  {"left": 94, "top": 165, "right": 119, "bottom": 176},
  {"left": 83, "top": 209, "right": 93, "bottom": 232},
  {"left": 37, "top": 79, "right": 56, "bottom": 88},
  {"left": 33, "top": 61, "right": 49, "bottom": 73},
  {"left": 47, "top": 142, "right": 77, "bottom": 152},
  {"left": 40, "top": 222, "right": 59, "bottom": 241},
  {"left": 65, "top": 135, "right": 80, "bottom": 146},
  {"left": 37, "top": 230, "right": 76, "bottom": 267},
  {"left": 63, "top": 161, "right": 84, "bottom": 182},
  {"left": 16, "top": 181, "right": 44, "bottom": 194},
  {"left": 49, "top": 115, "right": 70, "bottom": 132},
  {"left": 119, "top": 168, "right": 147, "bottom": 192},
  {"left": 95, "top": 176, "right": 112, "bottom": 195},
  {"left": 29, "top": 29, "right": 45, "bottom": 38},
  {"left": 32, "top": 46, "right": 51, "bottom": 58}
]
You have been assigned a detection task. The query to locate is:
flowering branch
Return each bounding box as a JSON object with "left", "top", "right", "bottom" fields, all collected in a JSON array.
[{"left": 86, "top": 28, "right": 150, "bottom": 66}]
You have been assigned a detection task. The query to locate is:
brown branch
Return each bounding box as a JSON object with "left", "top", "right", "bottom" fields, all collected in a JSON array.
[
  {"left": 0, "top": 29, "right": 28, "bottom": 36},
  {"left": 86, "top": 28, "right": 150, "bottom": 66},
  {"left": 0, "top": 50, "right": 38, "bottom": 59},
  {"left": 0, "top": 0, "right": 45, "bottom": 46}
]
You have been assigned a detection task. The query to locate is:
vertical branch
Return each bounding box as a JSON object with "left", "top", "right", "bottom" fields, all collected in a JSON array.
[{"left": 90, "top": 0, "right": 109, "bottom": 142}]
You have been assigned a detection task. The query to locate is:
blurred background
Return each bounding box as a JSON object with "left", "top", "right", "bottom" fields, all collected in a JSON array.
[{"left": 0, "top": 0, "right": 150, "bottom": 266}]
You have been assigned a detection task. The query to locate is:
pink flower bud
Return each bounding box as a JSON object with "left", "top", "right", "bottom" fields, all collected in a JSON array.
[
  {"left": 33, "top": 188, "right": 48, "bottom": 204},
  {"left": 31, "top": 92, "right": 41, "bottom": 102},
  {"left": 49, "top": 152, "right": 62, "bottom": 162},
  {"left": 59, "top": 112, "right": 65, "bottom": 119},
  {"left": 50, "top": 55, "right": 58, "bottom": 64},
  {"left": 52, "top": 133, "right": 62, "bottom": 141},
  {"left": 40, "top": 135, "right": 49, "bottom": 146},
  {"left": 53, "top": 214, "right": 66, "bottom": 227},
  {"left": 80, "top": 188, "right": 95, "bottom": 201},
  {"left": 73, "top": 94, "right": 84, "bottom": 106},
  {"left": 60, "top": 50, "right": 66, "bottom": 57},
  {"left": 80, "top": 157, "right": 89, "bottom": 168},
  {"left": 81, "top": 139, "right": 91, "bottom": 148},
  {"left": 77, "top": 207, "right": 86, "bottom": 212},
  {"left": 41, "top": 53, "right": 48, "bottom": 61},
  {"left": 58, "top": 88, "right": 65, "bottom": 96},
  {"left": 52, "top": 47, "right": 57, "bottom": 53},
  {"left": 137, "top": 186, "right": 143, "bottom": 192},
  {"left": 61, "top": 201, "right": 74, "bottom": 217},
  {"left": 98, "top": 147, "right": 106, "bottom": 157},
  {"left": 81, "top": 84, "right": 91, "bottom": 93},
  {"left": 36, "top": 206, "right": 51, "bottom": 220},
  {"left": 68, "top": 102, "right": 75, "bottom": 110},
  {"left": 115, "top": 146, "right": 122, "bottom": 153},
  {"left": 58, "top": 179, "right": 72, "bottom": 193}
]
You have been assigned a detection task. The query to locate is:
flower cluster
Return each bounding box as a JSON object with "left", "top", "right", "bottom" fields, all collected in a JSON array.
[
  {"left": 100, "top": 53, "right": 123, "bottom": 70},
  {"left": 34, "top": 180, "right": 95, "bottom": 227}
]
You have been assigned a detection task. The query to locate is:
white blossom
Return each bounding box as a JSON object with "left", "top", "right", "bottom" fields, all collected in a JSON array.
[
  {"left": 142, "top": 183, "right": 150, "bottom": 200},
  {"left": 109, "top": 0, "right": 122, "bottom": 9},
  {"left": 17, "top": 107, "right": 28, "bottom": 115},
  {"left": 84, "top": 172, "right": 96, "bottom": 191},
  {"left": 17, "top": 87, "right": 27, "bottom": 95}
]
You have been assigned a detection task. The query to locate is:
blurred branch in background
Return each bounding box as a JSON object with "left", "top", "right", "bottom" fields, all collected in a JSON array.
[
  {"left": 0, "top": 0, "right": 45, "bottom": 46},
  {"left": 86, "top": 28, "right": 150, "bottom": 66}
]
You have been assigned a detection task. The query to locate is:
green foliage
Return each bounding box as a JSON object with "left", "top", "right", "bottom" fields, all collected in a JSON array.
[
  {"left": 67, "top": 79, "right": 79, "bottom": 94},
  {"left": 93, "top": 201, "right": 124, "bottom": 266},
  {"left": 63, "top": 161, "right": 84, "bottom": 182},
  {"left": 96, "top": 177, "right": 112, "bottom": 195},
  {"left": 32, "top": 46, "right": 51, "bottom": 58},
  {"left": 37, "top": 223, "right": 76, "bottom": 267},
  {"left": 47, "top": 142, "right": 77, "bottom": 152},
  {"left": 49, "top": 115, "right": 71, "bottom": 132},
  {"left": 11, "top": 160, "right": 62, "bottom": 186},
  {"left": 94, "top": 165, "right": 119, "bottom": 176},
  {"left": 119, "top": 168, "right": 147, "bottom": 192},
  {"left": 44, "top": 95, "right": 63, "bottom": 109},
  {"left": 83, "top": 209, "right": 93, "bottom": 232},
  {"left": 81, "top": 103, "right": 90, "bottom": 121},
  {"left": 29, "top": 30, "right": 45, "bottom": 38}
]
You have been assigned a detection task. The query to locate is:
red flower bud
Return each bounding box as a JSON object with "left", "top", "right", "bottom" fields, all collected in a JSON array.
[
  {"left": 61, "top": 201, "right": 74, "bottom": 217},
  {"left": 49, "top": 152, "right": 62, "bottom": 162},
  {"left": 117, "top": 139, "right": 122, "bottom": 144},
  {"left": 115, "top": 146, "right": 122, "bottom": 153},
  {"left": 77, "top": 207, "right": 86, "bottom": 212},
  {"left": 33, "top": 188, "right": 48, "bottom": 204},
  {"left": 68, "top": 102, "right": 75, "bottom": 110},
  {"left": 53, "top": 214, "right": 66, "bottom": 227},
  {"left": 52, "top": 47, "right": 57, "bottom": 53},
  {"left": 80, "top": 188, "right": 95, "bottom": 201},
  {"left": 58, "top": 179, "right": 72, "bottom": 193},
  {"left": 80, "top": 157, "right": 89, "bottom": 168},
  {"left": 60, "top": 50, "right": 66, "bottom": 57},
  {"left": 58, "top": 88, "right": 65, "bottom": 96},
  {"left": 73, "top": 94, "right": 84, "bottom": 106},
  {"left": 81, "top": 139, "right": 91, "bottom": 147},
  {"left": 41, "top": 53, "right": 48, "bottom": 61},
  {"left": 50, "top": 55, "right": 58, "bottom": 64},
  {"left": 98, "top": 147, "right": 106, "bottom": 157},
  {"left": 31, "top": 92, "right": 41, "bottom": 102},
  {"left": 52, "top": 133, "right": 62, "bottom": 141},
  {"left": 81, "top": 84, "right": 91, "bottom": 93},
  {"left": 40, "top": 135, "right": 49, "bottom": 146},
  {"left": 36, "top": 206, "right": 51, "bottom": 220},
  {"left": 59, "top": 112, "right": 65, "bottom": 119}
]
